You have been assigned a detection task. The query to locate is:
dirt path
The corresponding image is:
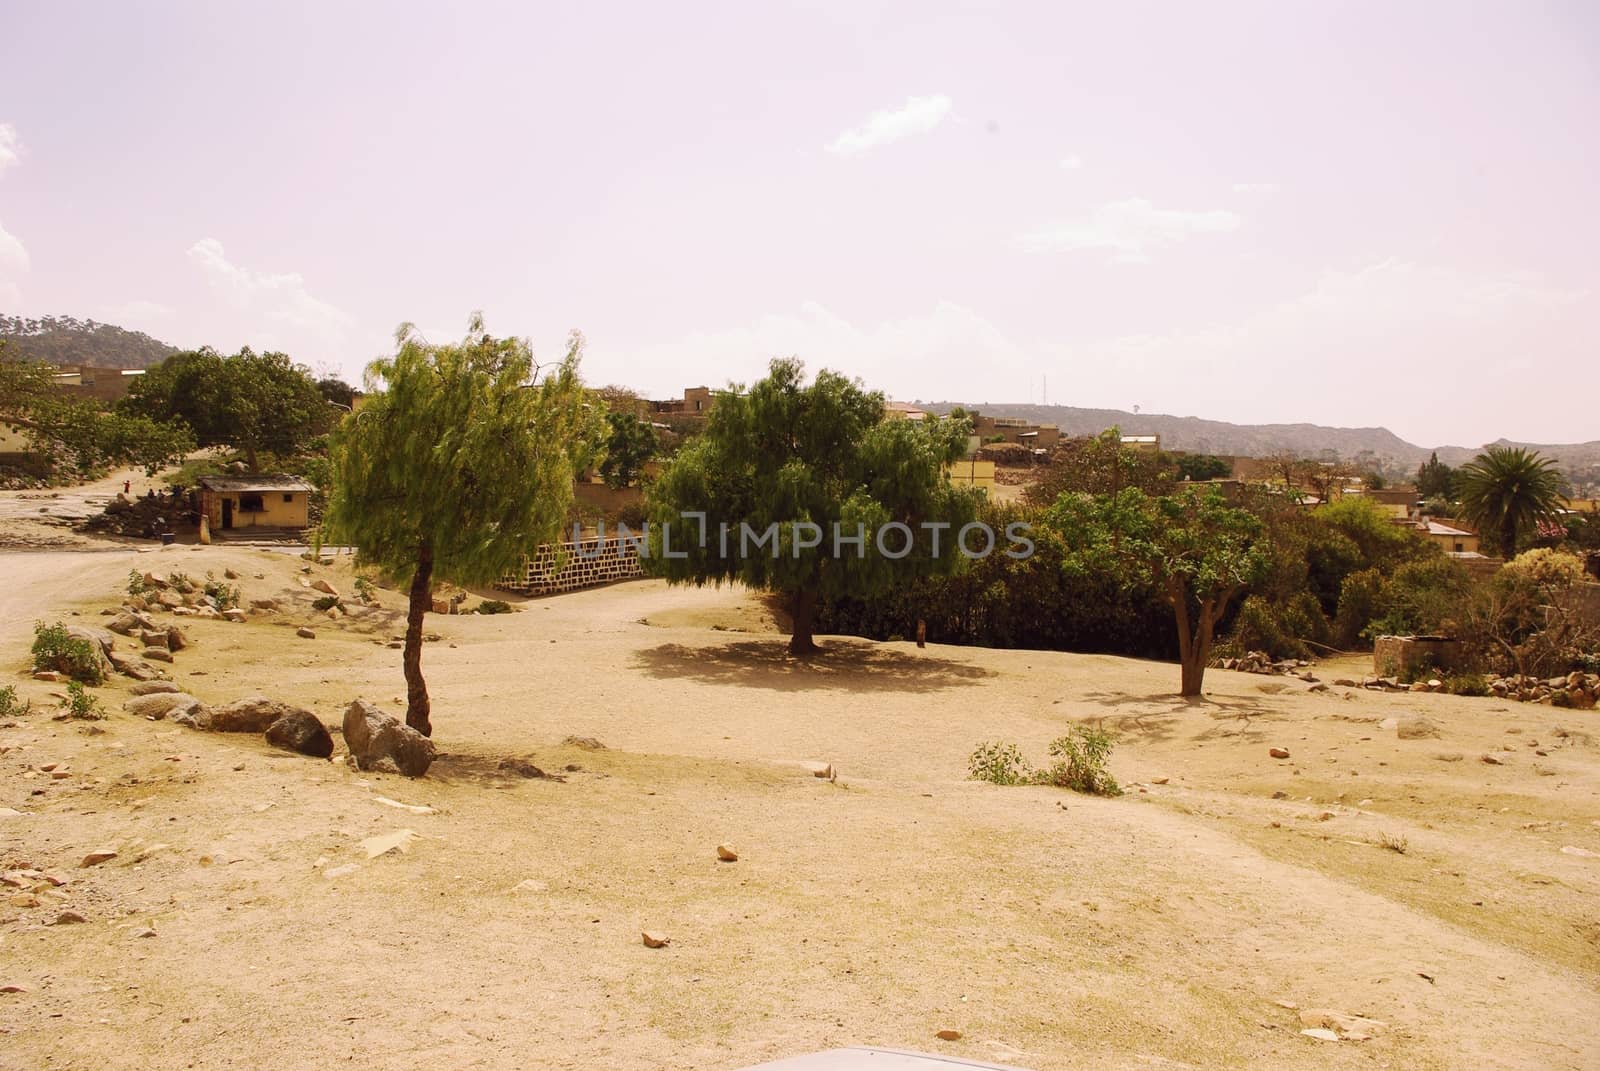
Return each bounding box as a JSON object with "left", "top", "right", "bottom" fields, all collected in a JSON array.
[{"left": 1, "top": 546, "right": 1597, "bottom": 1069}]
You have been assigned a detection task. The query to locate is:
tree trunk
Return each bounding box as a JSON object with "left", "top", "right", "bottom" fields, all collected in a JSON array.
[
  {"left": 404, "top": 540, "right": 434, "bottom": 736},
  {"left": 1170, "top": 582, "right": 1203, "bottom": 697},
  {"left": 1181, "top": 597, "right": 1218, "bottom": 697},
  {"left": 788, "top": 588, "right": 819, "bottom": 656},
  {"left": 1500, "top": 519, "right": 1517, "bottom": 561},
  {"left": 244, "top": 444, "right": 259, "bottom": 473}
]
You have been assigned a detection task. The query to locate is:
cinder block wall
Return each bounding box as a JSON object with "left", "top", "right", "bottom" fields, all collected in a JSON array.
[
  {"left": 497, "top": 533, "right": 644, "bottom": 596},
  {"left": 1373, "top": 635, "right": 1464, "bottom": 678}
]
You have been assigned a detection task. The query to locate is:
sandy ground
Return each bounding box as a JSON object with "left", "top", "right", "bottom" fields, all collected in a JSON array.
[{"left": 1, "top": 537, "right": 1598, "bottom": 1070}]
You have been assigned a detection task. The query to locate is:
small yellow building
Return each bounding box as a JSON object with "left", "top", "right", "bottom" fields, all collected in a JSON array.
[
  {"left": 198, "top": 475, "right": 315, "bottom": 531},
  {"left": 946, "top": 459, "right": 997, "bottom": 492}
]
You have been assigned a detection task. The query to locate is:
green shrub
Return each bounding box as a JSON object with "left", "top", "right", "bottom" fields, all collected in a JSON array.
[
  {"left": 1444, "top": 672, "right": 1490, "bottom": 697},
  {"left": 127, "top": 569, "right": 148, "bottom": 596},
  {"left": 204, "top": 579, "right": 241, "bottom": 609},
  {"left": 61, "top": 681, "right": 105, "bottom": 720},
  {"left": 1037, "top": 726, "right": 1123, "bottom": 796},
  {"left": 967, "top": 742, "right": 1033, "bottom": 785},
  {"left": 0, "top": 685, "right": 26, "bottom": 717},
  {"left": 353, "top": 576, "right": 376, "bottom": 604},
  {"left": 31, "top": 621, "right": 106, "bottom": 685},
  {"left": 476, "top": 599, "right": 513, "bottom": 615}
]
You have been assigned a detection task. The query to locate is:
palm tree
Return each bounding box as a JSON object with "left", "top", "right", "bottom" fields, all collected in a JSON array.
[{"left": 1455, "top": 445, "right": 1564, "bottom": 559}]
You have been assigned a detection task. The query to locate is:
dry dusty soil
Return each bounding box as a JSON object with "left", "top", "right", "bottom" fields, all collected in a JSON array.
[{"left": 1, "top": 537, "right": 1598, "bottom": 1070}]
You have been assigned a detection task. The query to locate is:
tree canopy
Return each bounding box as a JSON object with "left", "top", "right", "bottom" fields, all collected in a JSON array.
[
  {"left": 646, "top": 358, "right": 981, "bottom": 654},
  {"left": 120, "top": 347, "right": 331, "bottom": 471},
  {"left": 1025, "top": 429, "right": 1174, "bottom": 506},
  {"left": 323, "top": 316, "right": 604, "bottom": 735},
  {"left": 1456, "top": 445, "right": 1564, "bottom": 558},
  {"left": 598, "top": 410, "right": 658, "bottom": 489},
  {"left": 0, "top": 348, "right": 193, "bottom": 477},
  {"left": 1044, "top": 486, "right": 1268, "bottom": 696}
]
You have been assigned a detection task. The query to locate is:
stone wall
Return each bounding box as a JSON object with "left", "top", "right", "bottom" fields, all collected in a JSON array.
[
  {"left": 1372, "top": 635, "right": 1466, "bottom": 678},
  {"left": 498, "top": 532, "right": 644, "bottom": 596}
]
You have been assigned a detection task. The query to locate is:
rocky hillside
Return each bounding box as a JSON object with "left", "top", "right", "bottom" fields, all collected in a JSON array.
[
  {"left": 0, "top": 314, "right": 177, "bottom": 370},
  {"left": 927, "top": 400, "right": 1600, "bottom": 481}
]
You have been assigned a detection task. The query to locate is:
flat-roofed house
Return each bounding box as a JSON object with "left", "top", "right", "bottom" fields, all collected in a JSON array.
[{"left": 197, "top": 474, "right": 315, "bottom": 531}]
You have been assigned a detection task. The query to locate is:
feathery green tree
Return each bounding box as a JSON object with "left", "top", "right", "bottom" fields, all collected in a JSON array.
[
  {"left": 598, "top": 410, "right": 658, "bottom": 489},
  {"left": 646, "top": 358, "right": 980, "bottom": 654},
  {"left": 322, "top": 316, "right": 604, "bottom": 736},
  {"left": 1456, "top": 445, "right": 1564, "bottom": 559},
  {"left": 1045, "top": 486, "right": 1268, "bottom": 696}
]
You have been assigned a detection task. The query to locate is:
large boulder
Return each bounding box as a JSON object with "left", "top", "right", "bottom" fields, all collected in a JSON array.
[
  {"left": 106, "top": 612, "right": 147, "bottom": 637},
  {"left": 265, "top": 710, "right": 334, "bottom": 758},
  {"left": 205, "top": 696, "right": 307, "bottom": 733},
  {"left": 342, "top": 700, "right": 435, "bottom": 777},
  {"left": 62, "top": 626, "right": 116, "bottom": 680},
  {"left": 124, "top": 693, "right": 206, "bottom": 721},
  {"left": 165, "top": 626, "right": 189, "bottom": 652},
  {"left": 107, "top": 650, "right": 162, "bottom": 682}
]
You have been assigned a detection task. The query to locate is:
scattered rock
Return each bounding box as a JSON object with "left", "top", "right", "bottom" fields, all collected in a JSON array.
[
  {"left": 343, "top": 699, "right": 436, "bottom": 777},
  {"left": 497, "top": 757, "right": 548, "bottom": 779},
  {"left": 935, "top": 1030, "right": 963, "bottom": 1042},
  {"left": 641, "top": 931, "right": 670, "bottom": 949},
  {"left": 311, "top": 579, "right": 339, "bottom": 596},
  {"left": 202, "top": 696, "right": 308, "bottom": 734},
  {"left": 372, "top": 796, "right": 435, "bottom": 815},
  {"left": 49, "top": 910, "right": 87, "bottom": 926},
  {"left": 1480, "top": 754, "right": 1504, "bottom": 766},
  {"left": 1397, "top": 716, "right": 1439, "bottom": 740},
  {"left": 1560, "top": 845, "right": 1599, "bottom": 859},
  {"left": 716, "top": 844, "right": 738, "bottom": 862},
  {"left": 123, "top": 693, "right": 205, "bottom": 721},
  {"left": 223, "top": 608, "right": 247, "bottom": 623},
  {"left": 79, "top": 849, "right": 117, "bottom": 868},
  {"left": 323, "top": 863, "right": 360, "bottom": 880},
  {"left": 1151, "top": 776, "right": 1170, "bottom": 785},
  {"left": 132, "top": 927, "right": 157, "bottom": 938},
  {"left": 359, "top": 829, "right": 419, "bottom": 859},
  {"left": 265, "top": 709, "right": 334, "bottom": 758},
  {"left": 295, "top": 627, "right": 316, "bottom": 640},
  {"left": 1269, "top": 747, "right": 1291, "bottom": 759},
  {"left": 140, "top": 647, "right": 174, "bottom": 663},
  {"left": 562, "top": 735, "right": 606, "bottom": 750},
  {"left": 31, "top": 670, "right": 61, "bottom": 682},
  {"left": 129, "top": 680, "right": 182, "bottom": 696},
  {"left": 1300, "top": 1028, "right": 1340, "bottom": 1042}
]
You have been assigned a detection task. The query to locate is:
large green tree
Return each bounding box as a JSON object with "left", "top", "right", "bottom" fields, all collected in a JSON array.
[
  {"left": 1456, "top": 445, "right": 1564, "bottom": 559},
  {"left": 0, "top": 348, "right": 193, "bottom": 477},
  {"left": 647, "top": 358, "right": 980, "bottom": 654},
  {"left": 121, "top": 347, "right": 330, "bottom": 471},
  {"left": 1045, "top": 486, "right": 1268, "bottom": 696},
  {"left": 322, "top": 317, "right": 603, "bottom": 736},
  {"left": 1025, "top": 428, "right": 1174, "bottom": 506}
]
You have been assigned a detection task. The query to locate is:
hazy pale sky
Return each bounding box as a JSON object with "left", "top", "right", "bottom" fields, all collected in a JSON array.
[{"left": 1, "top": 1, "right": 1596, "bottom": 447}]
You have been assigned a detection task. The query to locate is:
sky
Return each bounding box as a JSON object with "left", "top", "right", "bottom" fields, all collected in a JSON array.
[{"left": 1, "top": 0, "right": 1596, "bottom": 448}]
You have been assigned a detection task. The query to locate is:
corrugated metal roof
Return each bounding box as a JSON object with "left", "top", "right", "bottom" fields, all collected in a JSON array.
[{"left": 197, "top": 475, "right": 315, "bottom": 493}]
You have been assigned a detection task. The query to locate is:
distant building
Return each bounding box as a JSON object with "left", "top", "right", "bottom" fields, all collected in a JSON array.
[
  {"left": 49, "top": 365, "right": 146, "bottom": 404},
  {"left": 1120, "top": 434, "right": 1160, "bottom": 453},
  {"left": 197, "top": 475, "right": 315, "bottom": 531},
  {"left": 885, "top": 402, "right": 928, "bottom": 421},
  {"left": 1415, "top": 518, "right": 1481, "bottom": 555},
  {"left": 651, "top": 386, "right": 716, "bottom": 417},
  {"left": 971, "top": 414, "right": 1060, "bottom": 451}
]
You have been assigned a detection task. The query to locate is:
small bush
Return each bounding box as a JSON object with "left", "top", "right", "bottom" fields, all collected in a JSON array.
[
  {"left": 967, "top": 741, "right": 1033, "bottom": 785},
  {"left": 1378, "top": 832, "right": 1409, "bottom": 855},
  {"left": 0, "top": 685, "right": 27, "bottom": 718},
  {"left": 353, "top": 576, "right": 376, "bottom": 604},
  {"left": 61, "top": 681, "right": 105, "bottom": 720},
  {"left": 204, "top": 579, "right": 241, "bottom": 609},
  {"left": 167, "top": 571, "right": 195, "bottom": 593},
  {"left": 1444, "top": 672, "right": 1490, "bottom": 697},
  {"left": 127, "top": 569, "right": 148, "bottom": 596},
  {"left": 31, "top": 621, "right": 106, "bottom": 685},
  {"left": 311, "top": 595, "right": 341, "bottom": 611},
  {"left": 476, "top": 599, "right": 513, "bottom": 615},
  {"left": 1038, "top": 726, "right": 1123, "bottom": 796}
]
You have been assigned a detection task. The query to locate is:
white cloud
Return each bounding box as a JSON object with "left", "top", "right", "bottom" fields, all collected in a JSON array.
[
  {"left": 187, "top": 237, "right": 352, "bottom": 337},
  {"left": 1059, "top": 155, "right": 1084, "bottom": 170},
  {"left": 1019, "top": 198, "right": 1240, "bottom": 263},
  {"left": 826, "top": 95, "right": 953, "bottom": 157},
  {"left": 1232, "top": 182, "right": 1278, "bottom": 194},
  {"left": 0, "top": 123, "right": 20, "bottom": 177}
]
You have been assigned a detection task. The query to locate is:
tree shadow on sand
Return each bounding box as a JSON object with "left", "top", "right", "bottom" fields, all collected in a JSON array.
[
  {"left": 633, "top": 638, "right": 995, "bottom": 694},
  {"left": 1074, "top": 689, "right": 1275, "bottom": 745},
  {"left": 427, "top": 750, "right": 569, "bottom": 788}
]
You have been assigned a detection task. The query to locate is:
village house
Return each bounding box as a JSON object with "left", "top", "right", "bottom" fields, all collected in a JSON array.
[{"left": 197, "top": 474, "right": 315, "bottom": 532}]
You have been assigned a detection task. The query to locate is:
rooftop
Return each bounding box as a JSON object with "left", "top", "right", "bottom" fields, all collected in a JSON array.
[{"left": 197, "top": 475, "right": 316, "bottom": 494}]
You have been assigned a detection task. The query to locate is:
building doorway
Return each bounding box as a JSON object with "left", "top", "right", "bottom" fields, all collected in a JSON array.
[{"left": 221, "top": 498, "right": 233, "bottom": 530}]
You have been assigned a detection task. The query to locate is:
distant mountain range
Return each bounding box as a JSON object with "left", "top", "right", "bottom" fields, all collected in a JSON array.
[
  {"left": 0, "top": 314, "right": 178, "bottom": 370},
  {"left": 923, "top": 401, "right": 1600, "bottom": 486}
]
